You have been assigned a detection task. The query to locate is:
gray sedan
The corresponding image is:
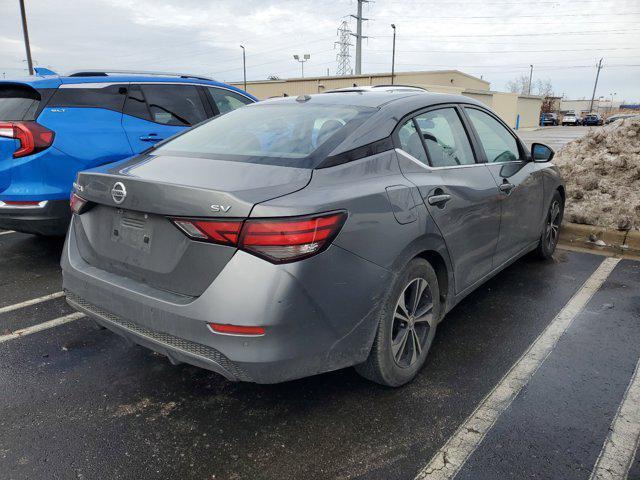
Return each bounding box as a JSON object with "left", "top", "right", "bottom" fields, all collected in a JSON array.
[{"left": 62, "top": 91, "right": 564, "bottom": 387}]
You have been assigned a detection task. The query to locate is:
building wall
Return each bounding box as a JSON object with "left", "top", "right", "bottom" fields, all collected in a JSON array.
[{"left": 231, "top": 70, "right": 541, "bottom": 131}]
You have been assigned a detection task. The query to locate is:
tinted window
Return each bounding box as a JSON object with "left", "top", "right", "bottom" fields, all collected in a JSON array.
[
  {"left": 154, "top": 103, "right": 375, "bottom": 167},
  {"left": 466, "top": 108, "right": 520, "bottom": 163},
  {"left": 205, "top": 87, "right": 253, "bottom": 115},
  {"left": 123, "top": 84, "right": 150, "bottom": 121},
  {"left": 48, "top": 85, "right": 127, "bottom": 112},
  {"left": 414, "top": 108, "right": 475, "bottom": 167},
  {"left": 141, "top": 85, "right": 207, "bottom": 126},
  {"left": 0, "top": 85, "right": 40, "bottom": 120},
  {"left": 398, "top": 119, "right": 429, "bottom": 165}
]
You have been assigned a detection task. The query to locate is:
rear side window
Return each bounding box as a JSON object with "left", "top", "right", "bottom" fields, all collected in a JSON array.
[
  {"left": 398, "top": 119, "right": 429, "bottom": 165},
  {"left": 140, "top": 85, "right": 207, "bottom": 126},
  {"left": 466, "top": 108, "right": 520, "bottom": 163},
  {"left": 48, "top": 85, "right": 127, "bottom": 112},
  {"left": 414, "top": 108, "right": 475, "bottom": 167},
  {"left": 205, "top": 87, "right": 253, "bottom": 115},
  {"left": 0, "top": 84, "right": 41, "bottom": 120}
]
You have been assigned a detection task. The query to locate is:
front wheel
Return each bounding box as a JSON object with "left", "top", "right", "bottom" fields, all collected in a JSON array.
[
  {"left": 356, "top": 258, "right": 441, "bottom": 387},
  {"left": 536, "top": 191, "right": 564, "bottom": 259}
]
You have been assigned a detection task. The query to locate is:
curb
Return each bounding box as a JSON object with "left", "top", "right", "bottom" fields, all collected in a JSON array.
[{"left": 560, "top": 222, "right": 640, "bottom": 254}]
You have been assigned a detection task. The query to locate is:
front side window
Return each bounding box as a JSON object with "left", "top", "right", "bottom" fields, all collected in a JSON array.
[
  {"left": 205, "top": 87, "right": 253, "bottom": 115},
  {"left": 414, "top": 108, "right": 475, "bottom": 167},
  {"left": 140, "top": 85, "right": 207, "bottom": 126},
  {"left": 466, "top": 108, "right": 520, "bottom": 163},
  {"left": 154, "top": 102, "right": 375, "bottom": 167},
  {"left": 398, "top": 118, "right": 429, "bottom": 165}
]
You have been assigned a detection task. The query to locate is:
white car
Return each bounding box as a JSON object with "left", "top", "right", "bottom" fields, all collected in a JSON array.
[{"left": 562, "top": 113, "right": 581, "bottom": 126}]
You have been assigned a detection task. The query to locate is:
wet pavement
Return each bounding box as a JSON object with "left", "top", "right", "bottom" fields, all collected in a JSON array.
[{"left": 1, "top": 231, "right": 639, "bottom": 480}]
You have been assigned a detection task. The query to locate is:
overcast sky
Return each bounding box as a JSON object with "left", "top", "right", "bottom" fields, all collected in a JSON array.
[{"left": 1, "top": 0, "right": 639, "bottom": 101}]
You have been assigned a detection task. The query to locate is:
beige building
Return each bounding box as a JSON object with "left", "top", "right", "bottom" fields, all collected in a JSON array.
[{"left": 231, "top": 70, "right": 543, "bottom": 129}]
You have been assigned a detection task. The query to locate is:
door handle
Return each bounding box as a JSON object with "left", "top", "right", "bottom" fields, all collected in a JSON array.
[
  {"left": 499, "top": 183, "right": 515, "bottom": 194},
  {"left": 139, "top": 134, "right": 163, "bottom": 142},
  {"left": 427, "top": 194, "right": 452, "bottom": 206}
]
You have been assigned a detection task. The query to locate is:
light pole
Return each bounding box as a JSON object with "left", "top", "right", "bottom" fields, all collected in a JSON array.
[
  {"left": 609, "top": 92, "right": 617, "bottom": 114},
  {"left": 293, "top": 54, "right": 310, "bottom": 78},
  {"left": 19, "top": 0, "right": 34, "bottom": 75},
  {"left": 528, "top": 64, "right": 533, "bottom": 95},
  {"left": 240, "top": 45, "right": 247, "bottom": 92},
  {"left": 391, "top": 24, "right": 396, "bottom": 85}
]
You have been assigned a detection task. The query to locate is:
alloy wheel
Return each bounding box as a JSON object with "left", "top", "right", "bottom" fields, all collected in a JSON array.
[
  {"left": 546, "top": 200, "right": 561, "bottom": 251},
  {"left": 391, "top": 277, "right": 436, "bottom": 368}
]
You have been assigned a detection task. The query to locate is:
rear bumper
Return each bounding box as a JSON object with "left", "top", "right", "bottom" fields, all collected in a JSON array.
[
  {"left": 62, "top": 216, "right": 391, "bottom": 383},
  {"left": 0, "top": 199, "right": 70, "bottom": 235}
]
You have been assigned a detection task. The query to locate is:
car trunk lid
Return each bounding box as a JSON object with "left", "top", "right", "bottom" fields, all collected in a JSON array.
[{"left": 72, "top": 154, "right": 312, "bottom": 297}]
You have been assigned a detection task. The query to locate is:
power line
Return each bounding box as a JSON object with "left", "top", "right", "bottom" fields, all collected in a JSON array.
[{"left": 373, "top": 28, "right": 640, "bottom": 38}]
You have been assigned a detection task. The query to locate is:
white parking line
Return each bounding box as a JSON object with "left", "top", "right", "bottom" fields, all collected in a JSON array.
[
  {"left": 415, "top": 257, "right": 620, "bottom": 480},
  {"left": 0, "top": 292, "right": 65, "bottom": 315},
  {"left": 0, "top": 312, "right": 85, "bottom": 343},
  {"left": 0, "top": 230, "right": 15, "bottom": 236},
  {"left": 589, "top": 355, "right": 640, "bottom": 480}
]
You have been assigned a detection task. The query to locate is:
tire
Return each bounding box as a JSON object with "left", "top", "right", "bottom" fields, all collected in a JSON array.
[
  {"left": 535, "top": 191, "right": 564, "bottom": 259},
  {"left": 356, "top": 258, "right": 441, "bottom": 387}
]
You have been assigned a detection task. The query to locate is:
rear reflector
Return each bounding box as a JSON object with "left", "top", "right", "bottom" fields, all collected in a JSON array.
[
  {"left": 3, "top": 200, "right": 41, "bottom": 206},
  {"left": 0, "top": 121, "right": 54, "bottom": 158},
  {"left": 209, "top": 323, "right": 265, "bottom": 336},
  {"left": 170, "top": 211, "right": 347, "bottom": 263}
]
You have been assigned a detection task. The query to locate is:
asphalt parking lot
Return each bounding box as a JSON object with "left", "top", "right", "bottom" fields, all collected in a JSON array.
[
  {"left": 1, "top": 230, "right": 639, "bottom": 480},
  {"left": 517, "top": 125, "right": 601, "bottom": 152}
]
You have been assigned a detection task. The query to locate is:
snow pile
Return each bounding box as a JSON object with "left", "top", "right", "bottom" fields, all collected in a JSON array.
[{"left": 554, "top": 117, "right": 640, "bottom": 231}]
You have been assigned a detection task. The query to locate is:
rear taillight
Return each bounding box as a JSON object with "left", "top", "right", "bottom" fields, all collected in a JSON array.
[
  {"left": 0, "top": 121, "right": 55, "bottom": 158},
  {"left": 170, "top": 211, "right": 347, "bottom": 263},
  {"left": 240, "top": 212, "right": 347, "bottom": 263},
  {"left": 70, "top": 192, "right": 88, "bottom": 214}
]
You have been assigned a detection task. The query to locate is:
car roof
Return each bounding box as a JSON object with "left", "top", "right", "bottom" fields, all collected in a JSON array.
[
  {"left": 258, "top": 91, "right": 483, "bottom": 110},
  {"left": 0, "top": 69, "right": 255, "bottom": 99},
  {"left": 326, "top": 85, "right": 427, "bottom": 93}
]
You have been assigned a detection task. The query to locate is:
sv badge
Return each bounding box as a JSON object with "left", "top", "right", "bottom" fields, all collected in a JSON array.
[{"left": 210, "top": 204, "right": 231, "bottom": 213}]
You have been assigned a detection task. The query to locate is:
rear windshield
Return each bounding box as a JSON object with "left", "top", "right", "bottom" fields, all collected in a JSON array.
[
  {"left": 0, "top": 85, "right": 41, "bottom": 121},
  {"left": 154, "top": 102, "right": 376, "bottom": 168}
]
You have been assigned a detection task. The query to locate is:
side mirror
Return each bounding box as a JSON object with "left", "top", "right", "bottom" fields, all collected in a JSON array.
[{"left": 531, "top": 143, "right": 554, "bottom": 162}]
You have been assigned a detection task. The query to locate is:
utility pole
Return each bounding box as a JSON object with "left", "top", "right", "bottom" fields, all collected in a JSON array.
[
  {"left": 293, "top": 54, "right": 310, "bottom": 78},
  {"left": 528, "top": 64, "right": 533, "bottom": 95},
  {"left": 391, "top": 24, "right": 396, "bottom": 85},
  {"left": 589, "top": 58, "right": 603, "bottom": 113},
  {"left": 19, "top": 0, "right": 34, "bottom": 75},
  {"left": 240, "top": 45, "right": 246, "bottom": 92},
  {"left": 350, "top": 0, "right": 369, "bottom": 75}
]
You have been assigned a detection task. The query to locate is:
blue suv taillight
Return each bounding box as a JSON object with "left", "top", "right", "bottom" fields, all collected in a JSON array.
[{"left": 0, "top": 121, "right": 55, "bottom": 158}]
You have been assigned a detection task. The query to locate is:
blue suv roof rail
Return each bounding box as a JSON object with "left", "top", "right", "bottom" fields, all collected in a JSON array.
[{"left": 66, "top": 70, "right": 215, "bottom": 81}]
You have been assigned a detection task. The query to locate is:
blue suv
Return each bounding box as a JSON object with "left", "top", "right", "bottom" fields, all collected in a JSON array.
[{"left": 0, "top": 69, "right": 257, "bottom": 235}]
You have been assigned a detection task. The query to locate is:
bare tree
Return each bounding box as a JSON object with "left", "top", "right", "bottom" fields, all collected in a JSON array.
[
  {"left": 534, "top": 78, "right": 554, "bottom": 97},
  {"left": 506, "top": 74, "right": 530, "bottom": 95}
]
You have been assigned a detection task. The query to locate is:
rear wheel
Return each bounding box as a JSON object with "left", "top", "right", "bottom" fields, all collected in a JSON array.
[
  {"left": 536, "top": 191, "right": 564, "bottom": 259},
  {"left": 356, "top": 258, "right": 440, "bottom": 387}
]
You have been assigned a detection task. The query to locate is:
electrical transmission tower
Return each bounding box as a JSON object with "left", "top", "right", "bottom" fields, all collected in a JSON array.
[{"left": 335, "top": 21, "right": 353, "bottom": 76}]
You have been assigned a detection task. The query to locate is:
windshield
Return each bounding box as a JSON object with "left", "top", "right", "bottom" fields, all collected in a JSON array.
[
  {"left": 0, "top": 85, "right": 41, "bottom": 121},
  {"left": 154, "top": 102, "right": 375, "bottom": 168}
]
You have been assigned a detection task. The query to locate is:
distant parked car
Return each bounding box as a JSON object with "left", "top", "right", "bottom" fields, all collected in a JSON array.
[
  {"left": 562, "top": 112, "right": 581, "bottom": 126},
  {"left": 583, "top": 113, "right": 603, "bottom": 126},
  {"left": 540, "top": 113, "right": 558, "bottom": 126},
  {"left": 606, "top": 113, "right": 640, "bottom": 124},
  {"left": 0, "top": 69, "right": 256, "bottom": 235}
]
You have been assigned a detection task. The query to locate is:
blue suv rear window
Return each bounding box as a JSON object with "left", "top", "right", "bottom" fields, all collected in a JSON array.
[{"left": 0, "top": 84, "right": 41, "bottom": 121}]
